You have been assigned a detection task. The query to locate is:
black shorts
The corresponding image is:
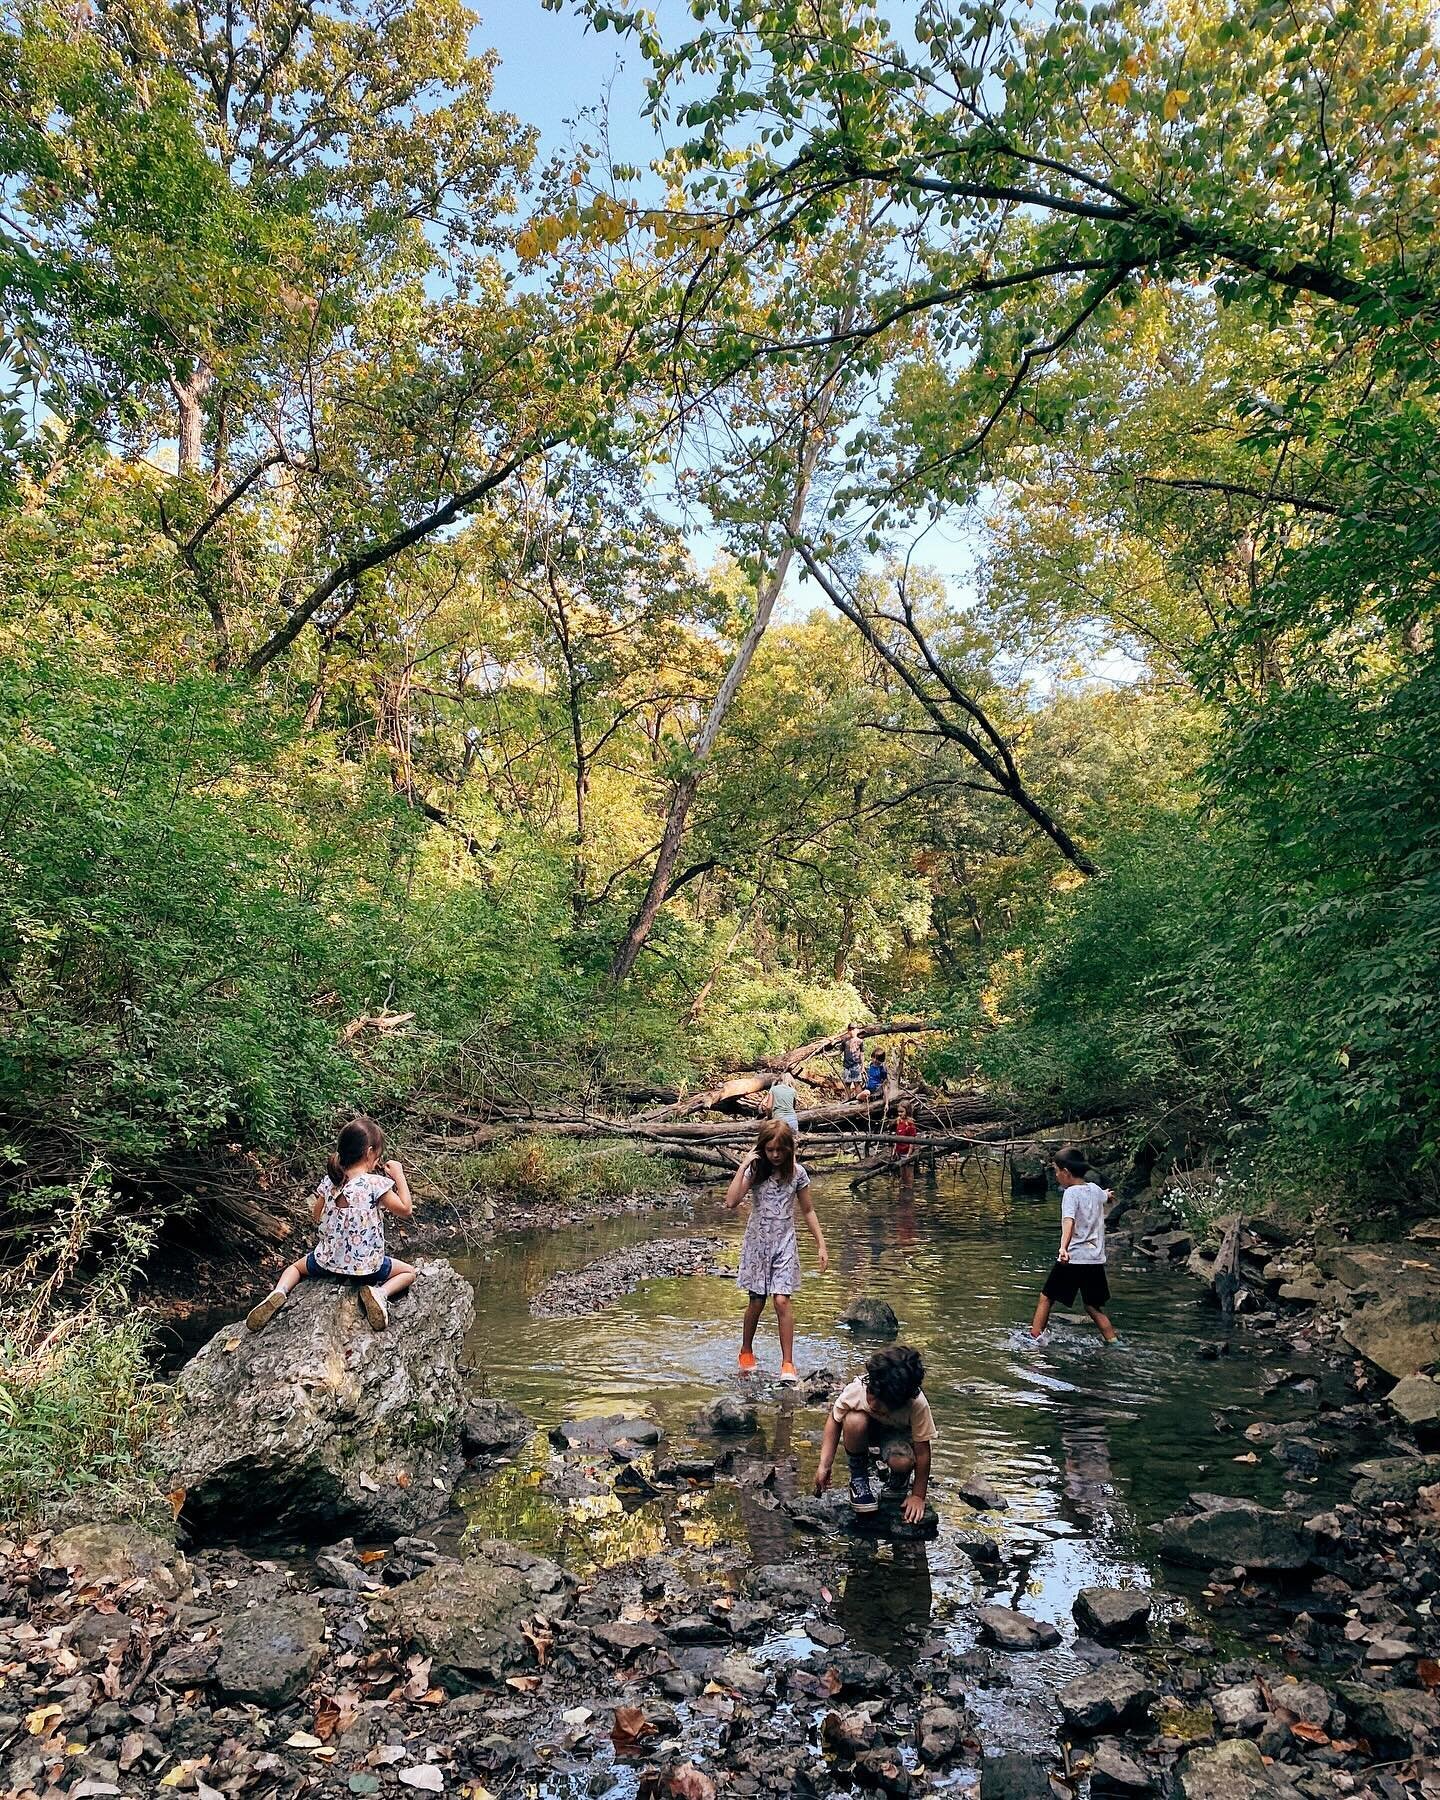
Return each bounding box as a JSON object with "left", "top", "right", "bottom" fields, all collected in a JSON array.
[{"left": 1042, "top": 1261, "right": 1110, "bottom": 1308}]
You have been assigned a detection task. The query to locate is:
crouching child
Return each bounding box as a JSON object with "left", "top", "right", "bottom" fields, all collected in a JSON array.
[{"left": 815, "top": 1344, "right": 936, "bottom": 1522}]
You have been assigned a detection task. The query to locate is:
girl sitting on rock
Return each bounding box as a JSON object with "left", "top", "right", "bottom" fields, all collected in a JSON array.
[
  {"left": 246, "top": 1117, "right": 417, "bottom": 1334},
  {"left": 726, "top": 1119, "right": 828, "bottom": 1382}
]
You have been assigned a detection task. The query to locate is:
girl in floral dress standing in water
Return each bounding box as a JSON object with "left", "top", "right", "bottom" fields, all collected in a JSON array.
[{"left": 725, "top": 1119, "right": 829, "bottom": 1382}]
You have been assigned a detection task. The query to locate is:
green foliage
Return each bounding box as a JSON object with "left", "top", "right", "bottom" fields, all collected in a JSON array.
[{"left": 460, "top": 1137, "right": 679, "bottom": 1207}]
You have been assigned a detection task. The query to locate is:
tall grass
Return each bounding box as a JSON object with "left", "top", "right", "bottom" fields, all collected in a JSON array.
[{"left": 459, "top": 1136, "right": 681, "bottom": 1207}]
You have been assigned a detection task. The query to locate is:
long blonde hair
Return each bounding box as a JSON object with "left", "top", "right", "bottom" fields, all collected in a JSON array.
[{"left": 752, "top": 1119, "right": 797, "bottom": 1185}]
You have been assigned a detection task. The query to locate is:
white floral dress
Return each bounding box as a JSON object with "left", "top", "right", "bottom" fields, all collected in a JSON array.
[
  {"left": 313, "top": 1172, "right": 393, "bottom": 1276},
  {"left": 736, "top": 1163, "right": 809, "bottom": 1296}
]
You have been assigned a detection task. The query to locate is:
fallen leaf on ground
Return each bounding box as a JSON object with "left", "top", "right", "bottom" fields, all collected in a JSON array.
[
  {"left": 358, "top": 1471, "right": 380, "bottom": 1492},
  {"left": 394, "top": 1472, "right": 412, "bottom": 1489},
  {"left": 286, "top": 1731, "right": 324, "bottom": 1749},
  {"left": 612, "top": 1704, "right": 656, "bottom": 1754},
  {"left": 403, "top": 1654, "right": 433, "bottom": 1701},
  {"left": 359, "top": 1548, "right": 388, "bottom": 1564},
  {"left": 1233, "top": 1452, "right": 1260, "bottom": 1464},
  {"left": 562, "top": 1707, "right": 593, "bottom": 1726},
  {"left": 1418, "top": 1658, "right": 1440, "bottom": 1690},
  {"left": 398, "top": 1767, "right": 444, "bottom": 1792},
  {"left": 25, "top": 1704, "right": 61, "bottom": 1736},
  {"left": 665, "top": 1764, "right": 716, "bottom": 1800},
  {"left": 1290, "top": 1722, "right": 1329, "bottom": 1745}
]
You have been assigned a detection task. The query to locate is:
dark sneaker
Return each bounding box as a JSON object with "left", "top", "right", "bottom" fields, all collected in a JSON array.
[
  {"left": 883, "top": 1469, "right": 911, "bottom": 1500},
  {"left": 246, "top": 1290, "right": 286, "bottom": 1333},
  {"left": 359, "top": 1286, "right": 389, "bottom": 1331},
  {"left": 848, "top": 1471, "right": 879, "bottom": 1514}
]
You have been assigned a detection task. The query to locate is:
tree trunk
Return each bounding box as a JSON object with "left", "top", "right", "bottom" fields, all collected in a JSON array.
[
  {"left": 608, "top": 429, "right": 826, "bottom": 983},
  {"left": 172, "top": 361, "right": 213, "bottom": 475}
]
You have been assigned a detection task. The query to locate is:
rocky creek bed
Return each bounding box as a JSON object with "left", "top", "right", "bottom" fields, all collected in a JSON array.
[{"left": 7, "top": 1176, "right": 1440, "bottom": 1800}]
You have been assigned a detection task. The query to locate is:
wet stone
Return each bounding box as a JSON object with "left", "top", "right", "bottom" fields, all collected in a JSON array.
[
  {"left": 839, "top": 1297, "right": 900, "bottom": 1337},
  {"left": 1158, "top": 1503, "right": 1315, "bottom": 1573},
  {"left": 1335, "top": 1681, "right": 1440, "bottom": 1754},
  {"left": 550, "top": 1414, "right": 662, "bottom": 1455},
  {"left": 958, "top": 1474, "right": 1008, "bottom": 1511},
  {"left": 981, "top": 1750, "right": 1055, "bottom": 1800},
  {"left": 592, "top": 1619, "right": 662, "bottom": 1659},
  {"left": 1091, "top": 1741, "right": 1156, "bottom": 1795},
  {"left": 1173, "top": 1739, "right": 1288, "bottom": 1800},
  {"left": 1074, "top": 1586, "right": 1152, "bottom": 1641},
  {"left": 974, "top": 1604, "right": 1061, "bottom": 1651},
  {"left": 808, "top": 1649, "right": 894, "bottom": 1696},
  {"left": 1058, "top": 1662, "right": 1157, "bottom": 1735},
  {"left": 693, "top": 1395, "right": 759, "bottom": 1435},
  {"left": 916, "top": 1703, "right": 969, "bottom": 1764},
  {"left": 1211, "top": 1684, "right": 1266, "bottom": 1732}
]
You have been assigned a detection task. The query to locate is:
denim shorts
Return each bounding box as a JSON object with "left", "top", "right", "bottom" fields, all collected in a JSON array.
[{"left": 306, "top": 1251, "right": 392, "bottom": 1284}]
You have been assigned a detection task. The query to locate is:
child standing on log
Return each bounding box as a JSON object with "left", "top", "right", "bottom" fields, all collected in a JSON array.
[
  {"left": 1028, "top": 1146, "right": 1118, "bottom": 1343},
  {"left": 245, "top": 1117, "right": 418, "bottom": 1334},
  {"left": 726, "top": 1119, "right": 828, "bottom": 1382}
]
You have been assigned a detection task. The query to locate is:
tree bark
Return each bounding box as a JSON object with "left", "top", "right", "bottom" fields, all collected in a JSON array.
[
  {"left": 172, "top": 361, "right": 213, "bottom": 475},
  {"left": 607, "top": 428, "right": 827, "bottom": 983}
]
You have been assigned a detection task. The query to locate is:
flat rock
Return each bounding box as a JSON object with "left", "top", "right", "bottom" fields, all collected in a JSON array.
[
  {"left": 1158, "top": 1503, "right": 1315, "bottom": 1572},
  {"left": 1318, "top": 1244, "right": 1439, "bottom": 1300},
  {"left": 549, "top": 1414, "right": 662, "bottom": 1455},
  {"left": 380, "top": 1542, "right": 570, "bottom": 1689},
  {"left": 1268, "top": 1680, "right": 1329, "bottom": 1729},
  {"left": 166, "top": 1258, "right": 473, "bottom": 1539},
  {"left": 981, "top": 1751, "right": 1054, "bottom": 1800},
  {"left": 460, "top": 1396, "right": 533, "bottom": 1457},
  {"left": 1091, "top": 1741, "right": 1156, "bottom": 1795},
  {"left": 808, "top": 1649, "right": 893, "bottom": 1696},
  {"left": 49, "top": 1523, "right": 187, "bottom": 1601},
  {"left": 693, "top": 1395, "right": 759, "bottom": 1435},
  {"left": 1342, "top": 1294, "right": 1440, "bottom": 1378},
  {"left": 1388, "top": 1374, "right": 1440, "bottom": 1431},
  {"left": 214, "top": 1594, "right": 325, "bottom": 1706},
  {"left": 958, "top": 1475, "right": 1008, "bottom": 1511},
  {"left": 1074, "top": 1587, "right": 1152, "bottom": 1642},
  {"left": 1350, "top": 1454, "right": 1440, "bottom": 1507},
  {"left": 1211, "top": 1684, "right": 1265, "bottom": 1730},
  {"left": 592, "top": 1620, "right": 662, "bottom": 1659},
  {"left": 1058, "top": 1663, "right": 1156, "bottom": 1734},
  {"left": 1409, "top": 1219, "right": 1440, "bottom": 1244},
  {"left": 839, "top": 1297, "right": 899, "bottom": 1337},
  {"left": 974, "top": 1605, "right": 1061, "bottom": 1652},
  {"left": 1173, "top": 1740, "right": 1285, "bottom": 1800},
  {"left": 709, "top": 1653, "right": 769, "bottom": 1698},
  {"left": 1335, "top": 1681, "right": 1440, "bottom": 1754}
]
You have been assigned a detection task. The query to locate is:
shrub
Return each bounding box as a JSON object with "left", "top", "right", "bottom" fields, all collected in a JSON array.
[{"left": 461, "top": 1136, "right": 679, "bottom": 1206}]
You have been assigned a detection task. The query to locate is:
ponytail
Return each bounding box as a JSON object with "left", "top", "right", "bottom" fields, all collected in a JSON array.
[{"left": 330, "top": 1118, "right": 377, "bottom": 1187}]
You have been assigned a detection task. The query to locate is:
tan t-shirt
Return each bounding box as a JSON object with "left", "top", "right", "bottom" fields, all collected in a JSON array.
[{"left": 832, "top": 1376, "right": 938, "bottom": 1443}]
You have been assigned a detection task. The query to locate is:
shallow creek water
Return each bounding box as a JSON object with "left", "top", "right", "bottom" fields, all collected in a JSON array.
[{"left": 445, "top": 1162, "right": 1351, "bottom": 1756}]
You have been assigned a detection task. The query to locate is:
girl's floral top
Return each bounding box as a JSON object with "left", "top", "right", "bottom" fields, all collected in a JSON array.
[{"left": 314, "top": 1172, "right": 393, "bottom": 1275}]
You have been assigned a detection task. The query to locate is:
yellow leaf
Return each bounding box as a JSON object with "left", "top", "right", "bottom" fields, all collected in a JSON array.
[
  {"left": 26, "top": 1703, "right": 61, "bottom": 1735},
  {"left": 515, "top": 227, "right": 540, "bottom": 261},
  {"left": 1163, "top": 89, "right": 1189, "bottom": 121},
  {"left": 1106, "top": 77, "right": 1130, "bottom": 105}
]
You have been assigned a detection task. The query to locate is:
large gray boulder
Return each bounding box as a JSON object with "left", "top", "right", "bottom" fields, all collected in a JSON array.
[
  {"left": 1158, "top": 1502, "right": 1315, "bottom": 1573},
  {"left": 165, "top": 1258, "right": 474, "bottom": 1539},
  {"left": 48, "top": 1522, "right": 188, "bottom": 1601},
  {"left": 974, "top": 1605, "right": 1060, "bottom": 1651},
  {"left": 1388, "top": 1375, "right": 1440, "bottom": 1433},
  {"left": 1350, "top": 1455, "right": 1440, "bottom": 1508},
  {"left": 839, "top": 1297, "right": 900, "bottom": 1337},
  {"left": 1342, "top": 1294, "right": 1440, "bottom": 1378},
  {"left": 380, "top": 1542, "right": 571, "bottom": 1690}
]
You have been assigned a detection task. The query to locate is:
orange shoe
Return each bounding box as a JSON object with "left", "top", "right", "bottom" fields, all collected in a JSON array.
[
  {"left": 779, "top": 1361, "right": 798, "bottom": 1384},
  {"left": 738, "top": 1349, "right": 758, "bottom": 1371}
]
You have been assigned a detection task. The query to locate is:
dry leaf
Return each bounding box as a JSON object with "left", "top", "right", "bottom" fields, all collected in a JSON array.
[
  {"left": 612, "top": 1704, "right": 655, "bottom": 1755},
  {"left": 394, "top": 1472, "right": 412, "bottom": 1489},
  {"left": 312, "top": 1697, "right": 341, "bottom": 1742},
  {"left": 359, "top": 1549, "right": 388, "bottom": 1564},
  {"left": 358, "top": 1471, "right": 381, "bottom": 1493},
  {"left": 286, "top": 1730, "right": 324, "bottom": 1749},
  {"left": 160, "top": 1766, "right": 199, "bottom": 1788},
  {"left": 562, "top": 1707, "right": 593, "bottom": 1726},
  {"left": 522, "top": 1622, "right": 553, "bottom": 1669},
  {"left": 1233, "top": 1452, "right": 1260, "bottom": 1464},
  {"left": 398, "top": 1767, "right": 444, "bottom": 1793},
  {"left": 505, "top": 1674, "right": 542, "bottom": 1692},
  {"left": 403, "top": 1654, "right": 434, "bottom": 1701},
  {"left": 665, "top": 1764, "right": 716, "bottom": 1800},
  {"left": 1418, "top": 1658, "right": 1440, "bottom": 1690},
  {"left": 1290, "top": 1723, "right": 1329, "bottom": 1745},
  {"left": 25, "top": 1703, "right": 61, "bottom": 1736}
]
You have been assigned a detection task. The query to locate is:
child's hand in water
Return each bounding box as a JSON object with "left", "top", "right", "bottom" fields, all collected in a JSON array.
[{"left": 901, "top": 1492, "right": 925, "bottom": 1525}]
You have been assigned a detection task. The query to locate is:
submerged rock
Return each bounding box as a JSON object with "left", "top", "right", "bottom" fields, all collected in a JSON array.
[
  {"left": 839, "top": 1297, "right": 900, "bottom": 1337},
  {"left": 165, "top": 1258, "right": 474, "bottom": 1539},
  {"left": 981, "top": 1751, "right": 1054, "bottom": 1800},
  {"left": 974, "top": 1604, "right": 1060, "bottom": 1651},
  {"left": 1158, "top": 1502, "right": 1315, "bottom": 1572},
  {"left": 1073, "top": 1586, "right": 1152, "bottom": 1642},
  {"left": 693, "top": 1395, "right": 759, "bottom": 1435},
  {"left": 461, "top": 1396, "right": 533, "bottom": 1457},
  {"left": 380, "top": 1542, "right": 570, "bottom": 1689},
  {"left": 957, "top": 1474, "right": 1008, "bottom": 1511},
  {"left": 550, "top": 1414, "right": 663, "bottom": 1456}
]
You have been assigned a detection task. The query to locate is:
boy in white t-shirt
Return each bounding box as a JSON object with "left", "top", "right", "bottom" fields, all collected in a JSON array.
[
  {"left": 814, "top": 1344, "right": 936, "bottom": 1520},
  {"left": 1028, "top": 1147, "right": 1119, "bottom": 1343}
]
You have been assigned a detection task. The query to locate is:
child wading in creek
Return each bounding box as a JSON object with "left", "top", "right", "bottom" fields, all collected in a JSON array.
[
  {"left": 815, "top": 1344, "right": 936, "bottom": 1520},
  {"left": 725, "top": 1119, "right": 828, "bottom": 1382},
  {"left": 1029, "top": 1146, "right": 1119, "bottom": 1344},
  {"left": 245, "top": 1116, "right": 418, "bottom": 1334}
]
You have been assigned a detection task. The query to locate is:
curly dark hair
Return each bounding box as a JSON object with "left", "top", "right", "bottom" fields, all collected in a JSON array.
[{"left": 864, "top": 1344, "right": 925, "bottom": 1409}]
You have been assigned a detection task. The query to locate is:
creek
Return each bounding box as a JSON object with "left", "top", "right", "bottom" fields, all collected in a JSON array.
[{"left": 443, "top": 1160, "right": 1360, "bottom": 1756}]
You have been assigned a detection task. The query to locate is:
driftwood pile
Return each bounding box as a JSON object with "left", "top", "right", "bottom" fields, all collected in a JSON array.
[{"left": 421, "top": 1020, "right": 1024, "bottom": 1180}]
